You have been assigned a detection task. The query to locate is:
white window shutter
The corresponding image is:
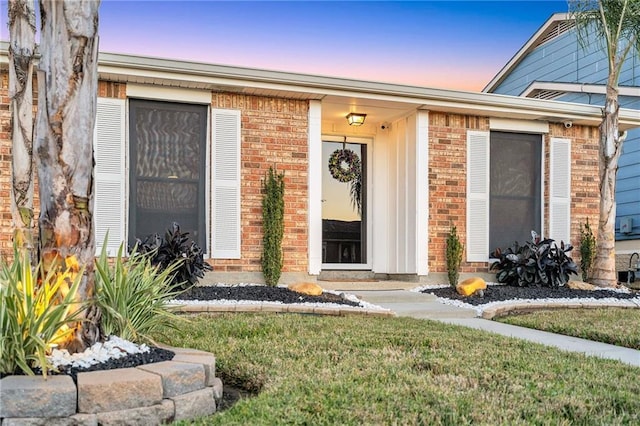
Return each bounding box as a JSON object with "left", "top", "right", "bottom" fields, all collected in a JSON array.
[
  {"left": 211, "top": 109, "right": 241, "bottom": 259},
  {"left": 549, "top": 137, "right": 571, "bottom": 244},
  {"left": 94, "top": 98, "right": 126, "bottom": 256},
  {"left": 466, "top": 131, "right": 490, "bottom": 262}
]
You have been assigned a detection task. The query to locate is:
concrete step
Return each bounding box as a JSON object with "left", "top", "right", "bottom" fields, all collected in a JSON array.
[{"left": 318, "top": 270, "right": 382, "bottom": 281}]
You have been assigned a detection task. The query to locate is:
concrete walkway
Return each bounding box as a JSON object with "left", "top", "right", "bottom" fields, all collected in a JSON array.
[{"left": 321, "top": 283, "right": 640, "bottom": 368}]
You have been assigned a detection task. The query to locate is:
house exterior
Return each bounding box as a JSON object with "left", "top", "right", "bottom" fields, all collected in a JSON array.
[
  {"left": 1, "top": 41, "right": 639, "bottom": 284},
  {"left": 484, "top": 12, "right": 640, "bottom": 272}
]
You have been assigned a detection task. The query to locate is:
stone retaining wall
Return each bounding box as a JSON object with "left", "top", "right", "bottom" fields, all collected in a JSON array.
[{"left": 0, "top": 346, "right": 222, "bottom": 425}]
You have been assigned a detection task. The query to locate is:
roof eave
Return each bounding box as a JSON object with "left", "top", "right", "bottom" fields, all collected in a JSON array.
[
  {"left": 2, "top": 40, "right": 638, "bottom": 130},
  {"left": 99, "top": 53, "right": 639, "bottom": 129}
]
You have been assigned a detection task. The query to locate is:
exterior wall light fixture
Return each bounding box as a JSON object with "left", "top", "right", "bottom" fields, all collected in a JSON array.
[{"left": 346, "top": 112, "right": 367, "bottom": 126}]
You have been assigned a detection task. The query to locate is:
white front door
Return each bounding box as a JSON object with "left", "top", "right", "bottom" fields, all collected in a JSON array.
[{"left": 321, "top": 136, "right": 372, "bottom": 270}]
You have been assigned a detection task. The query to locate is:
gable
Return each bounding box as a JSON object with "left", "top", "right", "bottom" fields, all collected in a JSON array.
[{"left": 486, "top": 16, "right": 640, "bottom": 96}]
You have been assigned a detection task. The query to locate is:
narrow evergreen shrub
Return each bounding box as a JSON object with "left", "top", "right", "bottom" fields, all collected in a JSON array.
[
  {"left": 262, "top": 166, "right": 285, "bottom": 286},
  {"left": 579, "top": 218, "right": 596, "bottom": 282},
  {"left": 446, "top": 225, "right": 464, "bottom": 287}
]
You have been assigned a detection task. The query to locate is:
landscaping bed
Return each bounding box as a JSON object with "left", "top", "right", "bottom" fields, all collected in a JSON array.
[
  {"left": 421, "top": 284, "right": 639, "bottom": 306},
  {"left": 177, "top": 285, "right": 360, "bottom": 307}
]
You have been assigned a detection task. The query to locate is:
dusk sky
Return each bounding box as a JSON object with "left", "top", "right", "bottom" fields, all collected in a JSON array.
[{"left": 1, "top": 1, "right": 569, "bottom": 91}]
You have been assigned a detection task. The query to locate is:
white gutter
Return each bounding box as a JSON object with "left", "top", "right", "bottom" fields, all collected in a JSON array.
[
  {"left": 2, "top": 40, "right": 639, "bottom": 129},
  {"left": 96, "top": 55, "right": 640, "bottom": 130}
]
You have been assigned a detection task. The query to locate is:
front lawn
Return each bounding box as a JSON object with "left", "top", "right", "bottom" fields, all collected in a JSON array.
[
  {"left": 157, "top": 314, "right": 640, "bottom": 425},
  {"left": 497, "top": 307, "right": 640, "bottom": 350}
]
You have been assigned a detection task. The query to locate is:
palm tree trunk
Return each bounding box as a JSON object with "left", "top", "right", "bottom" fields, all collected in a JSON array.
[
  {"left": 36, "top": 0, "right": 101, "bottom": 352},
  {"left": 591, "top": 82, "right": 623, "bottom": 287},
  {"left": 8, "top": 0, "right": 36, "bottom": 253}
]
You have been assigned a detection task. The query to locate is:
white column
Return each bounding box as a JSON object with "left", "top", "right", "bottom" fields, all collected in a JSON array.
[
  {"left": 416, "top": 111, "right": 429, "bottom": 275},
  {"left": 307, "top": 100, "right": 322, "bottom": 275}
]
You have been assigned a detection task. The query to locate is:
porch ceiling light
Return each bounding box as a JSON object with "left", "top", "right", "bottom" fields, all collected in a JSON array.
[{"left": 346, "top": 112, "right": 367, "bottom": 126}]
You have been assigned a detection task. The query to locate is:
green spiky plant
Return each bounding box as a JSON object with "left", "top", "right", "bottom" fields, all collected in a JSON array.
[
  {"left": 0, "top": 248, "right": 83, "bottom": 377},
  {"left": 94, "top": 242, "right": 185, "bottom": 345},
  {"left": 261, "top": 166, "right": 285, "bottom": 286},
  {"left": 446, "top": 225, "right": 464, "bottom": 287}
]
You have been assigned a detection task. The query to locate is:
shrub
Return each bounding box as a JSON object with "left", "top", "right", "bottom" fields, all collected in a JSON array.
[
  {"left": 579, "top": 218, "right": 596, "bottom": 282},
  {"left": 134, "top": 222, "right": 212, "bottom": 291},
  {"left": 0, "top": 250, "right": 82, "bottom": 377},
  {"left": 446, "top": 225, "right": 464, "bottom": 287},
  {"left": 262, "top": 166, "right": 285, "bottom": 286},
  {"left": 94, "top": 243, "right": 184, "bottom": 345},
  {"left": 490, "top": 231, "right": 578, "bottom": 287}
]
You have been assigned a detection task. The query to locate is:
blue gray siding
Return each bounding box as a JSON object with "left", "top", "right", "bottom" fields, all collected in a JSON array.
[
  {"left": 490, "top": 22, "right": 640, "bottom": 241},
  {"left": 617, "top": 133, "right": 640, "bottom": 240}
]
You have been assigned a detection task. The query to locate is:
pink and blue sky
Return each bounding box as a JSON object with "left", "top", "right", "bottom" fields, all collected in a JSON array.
[{"left": 1, "top": 1, "right": 568, "bottom": 91}]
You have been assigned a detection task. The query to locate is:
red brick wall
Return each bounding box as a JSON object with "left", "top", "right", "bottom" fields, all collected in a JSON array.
[
  {"left": 1, "top": 76, "right": 310, "bottom": 273},
  {"left": 0, "top": 70, "right": 602, "bottom": 277},
  {"left": 428, "top": 113, "right": 489, "bottom": 274},
  {"left": 427, "top": 114, "right": 599, "bottom": 274},
  {"left": 211, "top": 94, "right": 309, "bottom": 273},
  {"left": 98, "top": 81, "right": 126, "bottom": 99}
]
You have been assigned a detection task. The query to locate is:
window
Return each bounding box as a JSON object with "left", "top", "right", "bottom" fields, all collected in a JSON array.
[
  {"left": 467, "top": 130, "right": 561, "bottom": 262},
  {"left": 128, "top": 99, "right": 207, "bottom": 249},
  {"left": 94, "top": 98, "right": 241, "bottom": 259},
  {"left": 489, "top": 132, "right": 542, "bottom": 252}
]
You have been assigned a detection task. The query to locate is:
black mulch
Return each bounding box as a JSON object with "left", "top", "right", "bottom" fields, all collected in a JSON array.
[
  {"left": 5, "top": 347, "right": 175, "bottom": 383},
  {"left": 176, "top": 285, "right": 361, "bottom": 307},
  {"left": 424, "top": 285, "right": 639, "bottom": 306}
]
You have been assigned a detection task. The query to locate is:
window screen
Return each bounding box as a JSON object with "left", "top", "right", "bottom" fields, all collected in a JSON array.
[
  {"left": 489, "top": 132, "right": 542, "bottom": 253},
  {"left": 129, "top": 99, "right": 207, "bottom": 249}
]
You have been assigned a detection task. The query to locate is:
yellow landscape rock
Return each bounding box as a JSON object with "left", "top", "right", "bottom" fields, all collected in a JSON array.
[
  {"left": 288, "top": 282, "right": 323, "bottom": 296},
  {"left": 567, "top": 280, "right": 596, "bottom": 291},
  {"left": 456, "top": 277, "right": 487, "bottom": 296}
]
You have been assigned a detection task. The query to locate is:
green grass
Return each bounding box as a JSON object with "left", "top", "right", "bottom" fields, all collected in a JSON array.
[
  {"left": 497, "top": 307, "right": 640, "bottom": 350},
  {"left": 155, "top": 314, "right": 640, "bottom": 425}
]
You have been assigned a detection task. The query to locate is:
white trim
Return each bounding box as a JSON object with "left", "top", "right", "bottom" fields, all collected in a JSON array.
[
  {"left": 489, "top": 118, "right": 549, "bottom": 134},
  {"left": 308, "top": 100, "right": 323, "bottom": 275},
  {"left": 549, "top": 137, "right": 572, "bottom": 244},
  {"left": 94, "top": 97, "right": 126, "bottom": 256},
  {"left": 416, "top": 111, "right": 429, "bottom": 276},
  {"left": 211, "top": 108, "right": 241, "bottom": 259},
  {"left": 205, "top": 106, "right": 212, "bottom": 257},
  {"left": 521, "top": 81, "right": 640, "bottom": 98},
  {"left": 466, "top": 131, "right": 490, "bottom": 263},
  {"left": 540, "top": 137, "right": 546, "bottom": 238},
  {"left": 126, "top": 83, "right": 211, "bottom": 104},
  {"left": 1, "top": 41, "right": 637, "bottom": 128},
  {"left": 615, "top": 239, "right": 640, "bottom": 255},
  {"left": 92, "top": 51, "right": 640, "bottom": 129}
]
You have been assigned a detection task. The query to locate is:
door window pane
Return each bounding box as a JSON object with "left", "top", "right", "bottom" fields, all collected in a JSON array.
[
  {"left": 129, "top": 100, "right": 207, "bottom": 249},
  {"left": 322, "top": 141, "right": 367, "bottom": 264},
  {"left": 489, "top": 132, "right": 541, "bottom": 253}
]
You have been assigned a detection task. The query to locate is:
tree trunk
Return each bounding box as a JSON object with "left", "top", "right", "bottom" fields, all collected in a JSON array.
[
  {"left": 8, "top": 0, "right": 36, "bottom": 253},
  {"left": 36, "top": 0, "right": 101, "bottom": 353},
  {"left": 591, "top": 81, "right": 623, "bottom": 287}
]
